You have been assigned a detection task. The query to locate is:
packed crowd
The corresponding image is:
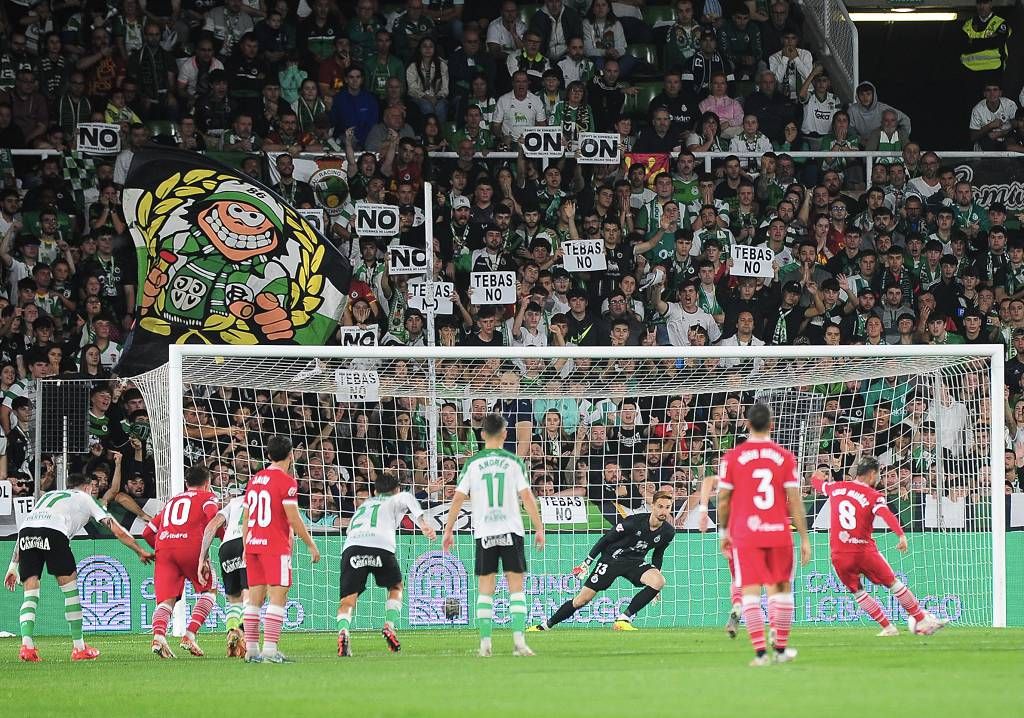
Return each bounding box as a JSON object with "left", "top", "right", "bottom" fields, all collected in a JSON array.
[{"left": 0, "top": 0, "right": 1019, "bottom": 535}]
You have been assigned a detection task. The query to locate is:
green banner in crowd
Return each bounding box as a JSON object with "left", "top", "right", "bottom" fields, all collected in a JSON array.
[{"left": 1, "top": 534, "right": 1019, "bottom": 636}]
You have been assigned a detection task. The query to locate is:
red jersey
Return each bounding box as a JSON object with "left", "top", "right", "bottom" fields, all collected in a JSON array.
[
  {"left": 143, "top": 489, "right": 219, "bottom": 552},
  {"left": 717, "top": 437, "right": 800, "bottom": 548},
  {"left": 244, "top": 466, "right": 298, "bottom": 554},
  {"left": 812, "top": 477, "right": 903, "bottom": 554}
]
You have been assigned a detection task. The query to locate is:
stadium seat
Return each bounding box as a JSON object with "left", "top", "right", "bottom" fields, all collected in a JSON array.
[
  {"left": 626, "top": 81, "right": 662, "bottom": 120},
  {"left": 645, "top": 6, "right": 676, "bottom": 29},
  {"left": 621, "top": 16, "right": 653, "bottom": 44},
  {"left": 146, "top": 120, "right": 177, "bottom": 140}
]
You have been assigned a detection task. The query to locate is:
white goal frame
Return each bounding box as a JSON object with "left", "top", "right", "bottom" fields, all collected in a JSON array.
[{"left": 166, "top": 343, "right": 1007, "bottom": 628}]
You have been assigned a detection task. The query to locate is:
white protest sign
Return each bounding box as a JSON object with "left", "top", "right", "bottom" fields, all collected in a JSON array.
[
  {"left": 338, "top": 325, "right": 378, "bottom": 346},
  {"left": 77, "top": 123, "right": 121, "bottom": 154},
  {"left": 730, "top": 245, "right": 775, "bottom": 278},
  {"left": 297, "top": 208, "right": 326, "bottom": 234},
  {"left": 408, "top": 279, "right": 455, "bottom": 314},
  {"left": 562, "top": 239, "right": 607, "bottom": 272},
  {"left": 355, "top": 202, "right": 400, "bottom": 237},
  {"left": 469, "top": 272, "right": 516, "bottom": 305},
  {"left": 334, "top": 368, "right": 381, "bottom": 402},
  {"left": 576, "top": 132, "right": 619, "bottom": 164},
  {"left": 388, "top": 245, "right": 429, "bottom": 275},
  {"left": 520, "top": 127, "right": 563, "bottom": 158},
  {"left": 14, "top": 496, "right": 34, "bottom": 528},
  {"left": 0, "top": 480, "right": 11, "bottom": 516},
  {"left": 539, "top": 496, "right": 588, "bottom": 524}
]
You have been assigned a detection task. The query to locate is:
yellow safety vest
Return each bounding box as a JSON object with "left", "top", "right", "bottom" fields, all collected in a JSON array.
[{"left": 960, "top": 15, "right": 1009, "bottom": 71}]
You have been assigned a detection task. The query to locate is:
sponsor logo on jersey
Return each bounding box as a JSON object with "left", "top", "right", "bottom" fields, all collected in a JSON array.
[
  {"left": 349, "top": 554, "right": 383, "bottom": 569},
  {"left": 838, "top": 530, "right": 869, "bottom": 545},
  {"left": 19, "top": 535, "right": 50, "bottom": 551},
  {"left": 747, "top": 515, "right": 786, "bottom": 532},
  {"left": 159, "top": 531, "right": 188, "bottom": 541},
  {"left": 248, "top": 537, "right": 268, "bottom": 546}
]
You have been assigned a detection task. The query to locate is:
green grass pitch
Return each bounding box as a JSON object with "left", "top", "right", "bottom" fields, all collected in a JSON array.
[{"left": 3, "top": 628, "right": 1022, "bottom": 717}]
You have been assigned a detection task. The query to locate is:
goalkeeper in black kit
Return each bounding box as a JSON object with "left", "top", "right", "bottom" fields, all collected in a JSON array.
[{"left": 529, "top": 492, "right": 676, "bottom": 632}]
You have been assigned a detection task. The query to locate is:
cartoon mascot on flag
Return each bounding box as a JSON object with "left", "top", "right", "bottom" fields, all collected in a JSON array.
[{"left": 121, "top": 151, "right": 349, "bottom": 365}]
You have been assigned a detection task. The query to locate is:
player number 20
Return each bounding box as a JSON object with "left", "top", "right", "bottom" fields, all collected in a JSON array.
[
  {"left": 246, "top": 490, "right": 272, "bottom": 528},
  {"left": 751, "top": 468, "right": 775, "bottom": 510}
]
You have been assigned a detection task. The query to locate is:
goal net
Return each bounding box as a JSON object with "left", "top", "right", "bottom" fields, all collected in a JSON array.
[{"left": 143, "top": 345, "right": 1005, "bottom": 632}]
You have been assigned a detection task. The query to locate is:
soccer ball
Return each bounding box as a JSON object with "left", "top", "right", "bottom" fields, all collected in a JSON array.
[{"left": 443, "top": 597, "right": 461, "bottom": 620}]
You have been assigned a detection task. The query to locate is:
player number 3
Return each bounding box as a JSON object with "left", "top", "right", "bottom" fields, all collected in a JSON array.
[{"left": 751, "top": 468, "right": 775, "bottom": 510}]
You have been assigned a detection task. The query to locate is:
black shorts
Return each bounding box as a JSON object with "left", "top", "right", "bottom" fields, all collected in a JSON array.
[
  {"left": 17, "top": 528, "right": 76, "bottom": 581},
  {"left": 218, "top": 538, "right": 248, "bottom": 597},
  {"left": 339, "top": 546, "right": 403, "bottom": 598},
  {"left": 474, "top": 533, "right": 527, "bottom": 576},
  {"left": 585, "top": 558, "right": 653, "bottom": 592}
]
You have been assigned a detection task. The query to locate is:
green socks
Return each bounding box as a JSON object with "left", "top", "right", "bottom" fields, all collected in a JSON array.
[
  {"left": 20, "top": 588, "right": 39, "bottom": 648},
  {"left": 61, "top": 581, "right": 84, "bottom": 649},
  {"left": 476, "top": 595, "right": 493, "bottom": 639}
]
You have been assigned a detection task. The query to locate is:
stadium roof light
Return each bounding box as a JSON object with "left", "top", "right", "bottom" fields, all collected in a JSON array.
[{"left": 850, "top": 11, "right": 958, "bottom": 21}]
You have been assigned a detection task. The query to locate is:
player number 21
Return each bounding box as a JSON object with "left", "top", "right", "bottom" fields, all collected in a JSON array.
[
  {"left": 246, "top": 490, "right": 272, "bottom": 528},
  {"left": 751, "top": 468, "right": 775, "bottom": 510}
]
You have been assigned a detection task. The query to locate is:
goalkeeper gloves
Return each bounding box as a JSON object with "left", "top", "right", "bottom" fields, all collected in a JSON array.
[{"left": 571, "top": 557, "right": 593, "bottom": 578}]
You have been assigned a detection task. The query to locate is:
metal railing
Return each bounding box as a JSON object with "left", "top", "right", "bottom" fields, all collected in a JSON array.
[{"left": 798, "top": 0, "right": 860, "bottom": 99}]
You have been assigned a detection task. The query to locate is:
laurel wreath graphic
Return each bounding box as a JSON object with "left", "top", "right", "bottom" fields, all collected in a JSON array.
[{"left": 134, "top": 168, "right": 325, "bottom": 345}]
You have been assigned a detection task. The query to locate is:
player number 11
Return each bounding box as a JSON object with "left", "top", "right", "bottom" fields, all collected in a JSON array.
[{"left": 482, "top": 472, "right": 506, "bottom": 508}]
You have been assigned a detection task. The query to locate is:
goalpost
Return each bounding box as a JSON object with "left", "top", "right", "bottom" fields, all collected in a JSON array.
[{"left": 136, "top": 344, "right": 1006, "bottom": 632}]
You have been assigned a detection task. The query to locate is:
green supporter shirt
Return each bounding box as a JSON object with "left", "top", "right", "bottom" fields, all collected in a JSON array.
[
  {"left": 450, "top": 127, "right": 495, "bottom": 152},
  {"left": 347, "top": 20, "right": 384, "bottom": 63},
  {"left": 672, "top": 177, "right": 699, "bottom": 207},
  {"left": 365, "top": 55, "right": 406, "bottom": 98}
]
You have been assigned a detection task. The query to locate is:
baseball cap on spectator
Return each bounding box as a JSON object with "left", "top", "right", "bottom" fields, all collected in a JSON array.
[
  {"left": 1012, "top": 327, "right": 1024, "bottom": 339},
  {"left": 857, "top": 286, "right": 876, "bottom": 298},
  {"left": 404, "top": 307, "right": 424, "bottom": 321},
  {"left": 551, "top": 267, "right": 570, "bottom": 280},
  {"left": 398, "top": 204, "right": 416, "bottom": 216},
  {"left": 700, "top": 28, "right": 716, "bottom": 40},
  {"left": 782, "top": 281, "right": 802, "bottom": 295},
  {"left": 896, "top": 310, "right": 916, "bottom": 322},
  {"left": 451, "top": 196, "right": 470, "bottom": 210},
  {"left": 483, "top": 223, "right": 501, "bottom": 235}
]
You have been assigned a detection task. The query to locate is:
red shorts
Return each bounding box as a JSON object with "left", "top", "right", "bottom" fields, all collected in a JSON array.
[
  {"left": 832, "top": 550, "right": 896, "bottom": 593},
  {"left": 245, "top": 552, "right": 292, "bottom": 588},
  {"left": 154, "top": 550, "right": 213, "bottom": 603},
  {"left": 732, "top": 545, "right": 794, "bottom": 588}
]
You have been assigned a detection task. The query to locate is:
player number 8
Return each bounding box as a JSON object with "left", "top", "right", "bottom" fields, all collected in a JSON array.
[{"left": 837, "top": 499, "right": 857, "bottom": 530}]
